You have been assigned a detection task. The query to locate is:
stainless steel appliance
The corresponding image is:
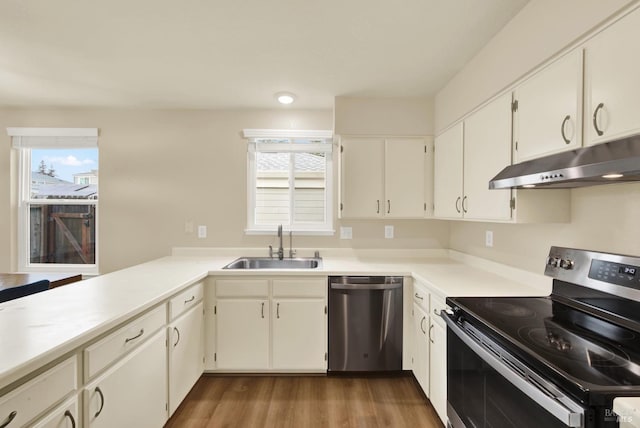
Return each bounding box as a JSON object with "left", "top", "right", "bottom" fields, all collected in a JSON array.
[
  {"left": 328, "top": 276, "right": 403, "bottom": 372},
  {"left": 444, "top": 247, "right": 640, "bottom": 428}
]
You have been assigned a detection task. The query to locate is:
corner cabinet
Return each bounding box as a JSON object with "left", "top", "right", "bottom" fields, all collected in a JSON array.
[
  {"left": 434, "top": 93, "right": 512, "bottom": 221},
  {"left": 212, "top": 276, "right": 327, "bottom": 373},
  {"left": 513, "top": 50, "right": 583, "bottom": 161},
  {"left": 339, "top": 137, "right": 433, "bottom": 219},
  {"left": 585, "top": 6, "right": 640, "bottom": 146}
]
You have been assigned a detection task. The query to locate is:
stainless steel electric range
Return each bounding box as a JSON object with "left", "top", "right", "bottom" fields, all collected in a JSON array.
[{"left": 444, "top": 247, "right": 640, "bottom": 428}]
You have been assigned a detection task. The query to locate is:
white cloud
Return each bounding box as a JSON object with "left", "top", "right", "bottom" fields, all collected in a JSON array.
[{"left": 45, "top": 155, "right": 95, "bottom": 167}]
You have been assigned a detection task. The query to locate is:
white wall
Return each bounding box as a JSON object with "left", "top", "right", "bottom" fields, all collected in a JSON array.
[
  {"left": 437, "top": 0, "right": 640, "bottom": 273},
  {"left": 0, "top": 108, "right": 449, "bottom": 273}
]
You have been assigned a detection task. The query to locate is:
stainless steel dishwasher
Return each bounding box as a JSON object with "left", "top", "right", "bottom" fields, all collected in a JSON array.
[{"left": 328, "top": 276, "right": 403, "bottom": 372}]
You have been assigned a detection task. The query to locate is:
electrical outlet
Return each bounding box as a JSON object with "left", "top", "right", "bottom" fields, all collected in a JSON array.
[
  {"left": 485, "top": 230, "right": 493, "bottom": 247},
  {"left": 340, "top": 227, "right": 353, "bottom": 239},
  {"left": 197, "top": 225, "right": 207, "bottom": 239},
  {"left": 385, "top": 225, "right": 394, "bottom": 239}
]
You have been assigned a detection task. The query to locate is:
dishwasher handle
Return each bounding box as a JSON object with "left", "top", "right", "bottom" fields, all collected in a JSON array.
[{"left": 330, "top": 282, "right": 402, "bottom": 290}]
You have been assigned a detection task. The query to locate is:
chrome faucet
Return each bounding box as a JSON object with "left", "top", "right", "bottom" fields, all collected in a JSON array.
[{"left": 277, "top": 224, "right": 284, "bottom": 260}]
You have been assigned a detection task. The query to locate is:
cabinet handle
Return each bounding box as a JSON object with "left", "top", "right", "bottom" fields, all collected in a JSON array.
[
  {"left": 94, "top": 386, "right": 105, "bottom": 418},
  {"left": 593, "top": 102, "right": 605, "bottom": 136},
  {"left": 261, "top": 302, "right": 265, "bottom": 319},
  {"left": 376, "top": 200, "right": 380, "bottom": 214},
  {"left": 414, "top": 293, "right": 423, "bottom": 301},
  {"left": 433, "top": 308, "right": 439, "bottom": 317},
  {"left": 124, "top": 328, "right": 144, "bottom": 344},
  {"left": 184, "top": 295, "right": 195, "bottom": 304},
  {"left": 387, "top": 200, "right": 391, "bottom": 214},
  {"left": 276, "top": 302, "right": 280, "bottom": 319},
  {"left": 0, "top": 411, "right": 17, "bottom": 428},
  {"left": 420, "top": 316, "right": 426, "bottom": 334},
  {"left": 173, "top": 327, "right": 180, "bottom": 347},
  {"left": 64, "top": 410, "right": 76, "bottom": 428},
  {"left": 455, "top": 197, "right": 461, "bottom": 213},
  {"left": 462, "top": 196, "right": 468, "bottom": 213},
  {"left": 429, "top": 324, "right": 434, "bottom": 344},
  {"left": 560, "top": 115, "right": 571, "bottom": 144}
]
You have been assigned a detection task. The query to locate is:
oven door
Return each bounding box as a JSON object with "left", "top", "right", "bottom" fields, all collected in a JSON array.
[{"left": 444, "top": 314, "right": 587, "bottom": 428}]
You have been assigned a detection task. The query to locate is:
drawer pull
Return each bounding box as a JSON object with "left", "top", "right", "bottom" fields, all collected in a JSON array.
[
  {"left": 95, "top": 386, "right": 105, "bottom": 418},
  {"left": 276, "top": 302, "right": 280, "bottom": 319},
  {"left": 261, "top": 302, "right": 265, "bottom": 319},
  {"left": 0, "top": 411, "right": 17, "bottom": 428},
  {"left": 420, "top": 316, "right": 426, "bottom": 334},
  {"left": 433, "top": 308, "right": 439, "bottom": 316},
  {"left": 64, "top": 410, "right": 76, "bottom": 428},
  {"left": 124, "top": 328, "right": 144, "bottom": 344},
  {"left": 184, "top": 295, "right": 195, "bottom": 304},
  {"left": 173, "top": 327, "right": 181, "bottom": 347},
  {"left": 429, "top": 324, "right": 434, "bottom": 344},
  {"left": 414, "top": 293, "right": 423, "bottom": 301}
]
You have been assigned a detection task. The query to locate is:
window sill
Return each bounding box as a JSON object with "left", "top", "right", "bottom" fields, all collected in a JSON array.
[{"left": 245, "top": 228, "right": 335, "bottom": 236}]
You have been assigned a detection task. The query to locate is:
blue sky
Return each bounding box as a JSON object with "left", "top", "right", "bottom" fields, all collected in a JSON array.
[{"left": 32, "top": 148, "right": 98, "bottom": 182}]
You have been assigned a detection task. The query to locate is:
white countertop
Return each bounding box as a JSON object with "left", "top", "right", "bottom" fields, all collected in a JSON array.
[{"left": 0, "top": 249, "right": 552, "bottom": 392}]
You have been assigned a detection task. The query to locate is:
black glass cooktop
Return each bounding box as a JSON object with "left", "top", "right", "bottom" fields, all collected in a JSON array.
[{"left": 448, "top": 285, "right": 640, "bottom": 403}]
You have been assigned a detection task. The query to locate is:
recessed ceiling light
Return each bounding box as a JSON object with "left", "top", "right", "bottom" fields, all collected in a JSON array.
[
  {"left": 275, "top": 92, "right": 296, "bottom": 105},
  {"left": 602, "top": 173, "right": 623, "bottom": 179}
]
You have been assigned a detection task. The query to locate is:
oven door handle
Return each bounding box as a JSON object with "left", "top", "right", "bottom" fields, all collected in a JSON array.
[{"left": 443, "top": 315, "right": 584, "bottom": 428}]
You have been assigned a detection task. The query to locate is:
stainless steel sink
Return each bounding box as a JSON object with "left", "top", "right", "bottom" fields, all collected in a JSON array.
[{"left": 222, "top": 257, "right": 323, "bottom": 270}]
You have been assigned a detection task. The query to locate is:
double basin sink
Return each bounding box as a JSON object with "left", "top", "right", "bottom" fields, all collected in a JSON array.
[{"left": 223, "top": 257, "right": 322, "bottom": 270}]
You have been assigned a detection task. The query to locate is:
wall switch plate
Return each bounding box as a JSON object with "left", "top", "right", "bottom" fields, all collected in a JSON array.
[
  {"left": 340, "top": 226, "right": 353, "bottom": 239},
  {"left": 197, "top": 225, "right": 207, "bottom": 239},
  {"left": 384, "top": 225, "right": 394, "bottom": 239},
  {"left": 485, "top": 230, "right": 493, "bottom": 247}
]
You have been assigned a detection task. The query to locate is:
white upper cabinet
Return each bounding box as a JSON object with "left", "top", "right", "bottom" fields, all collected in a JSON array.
[
  {"left": 585, "top": 7, "right": 640, "bottom": 146},
  {"left": 514, "top": 50, "right": 583, "bottom": 161},
  {"left": 434, "top": 94, "right": 512, "bottom": 221},
  {"left": 433, "top": 123, "right": 464, "bottom": 219},
  {"left": 340, "top": 137, "right": 430, "bottom": 219},
  {"left": 463, "top": 93, "right": 513, "bottom": 221}
]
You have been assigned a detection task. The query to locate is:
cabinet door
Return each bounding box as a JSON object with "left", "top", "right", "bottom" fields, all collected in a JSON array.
[
  {"left": 429, "top": 319, "right": 447, "bottom": 425},
  {"left": 84, "top": 330, "right": 167, "bottom": 428},
  {"left": 384, "top": 138, "right": 426, "bottom": 218},
  {"left": 215, "top": 299, "right": 269, "bottom": 370},
  {"left": 433, "top": 123, "right": 463, "bottom": 219},
  {"left": 31, "top": 396, "right": 78, "bottom": 428},
  {"left": 339, "top": 138, "right": 384, "bottom": 218},
  {"left": 169, "top": 302, "right": 204, "bottom": 415},
  {"left": 412, "top": 303, "right": 429, "bottom": 396},
  {"left": 585, "top": 7, "right": 640, "bottom": 145},
  {"left": 272, "top": 299, "right": 326, "bottom": 370},
  {"left": 464, "top": 93, "right": 513, "bottom": 220},
  {"left": 515, "top": 50, "right": 582, "bottom": 161}
]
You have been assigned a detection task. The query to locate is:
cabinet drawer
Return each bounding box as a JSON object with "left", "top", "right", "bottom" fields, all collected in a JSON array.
[
  {"left": 273, "top": 278, "right": 326, "bottom": 297},
  {"left": 0, "top": 357, "right": 76, "bottom": 428},
  {"left": 216, "top": 279, "right": 269, "bottom": 297},
  {"left": 169, "top": 281, "right": 203, "bottom": 320},
  {"left": 84, "top": 304, "right": 166, "bottom": 380},
  {"left": 430, "top": 294, "right": 447, "bottom": 327},
  {"left": 413, "top": 283, "right": 430, "bottom": 313}
]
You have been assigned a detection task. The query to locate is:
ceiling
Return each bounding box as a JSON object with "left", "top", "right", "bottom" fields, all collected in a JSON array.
[{"left": 0, "top": 0, "right": 529, "bottom": 110}]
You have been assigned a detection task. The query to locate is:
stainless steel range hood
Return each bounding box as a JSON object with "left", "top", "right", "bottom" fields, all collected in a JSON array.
[{"left": 489, "top": 135, "right": 640, "bottom": 189}]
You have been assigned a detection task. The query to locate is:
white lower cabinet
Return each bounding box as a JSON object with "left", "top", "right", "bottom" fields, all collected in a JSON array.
[
  {"left": 31, "top": 396, "right": 78, "bottom": 428},
  {"left": 412, "top": 302, "right": 430, "bottom": 395},
  {"left": 213, "top": 276, "right": 327, "bottom": 372},
  {"left": 429, "top": 318, "right": 447, "bottom": 425},
  {"left": 272, "top": 299, "right": 326, "bottom": 370},
  {"left": 215, "top": 298, "right": 270, "bottom": 370},
  {"left": 169, "top": 301, "right": 204, "bottom": 415},
  {"left": 83, "top": 329, "right": 168, "bottom": 428}
]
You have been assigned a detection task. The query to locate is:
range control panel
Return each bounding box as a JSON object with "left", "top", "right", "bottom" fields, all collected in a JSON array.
[{"left": 588, "top": 259, "right": 640, "bottom": 289}]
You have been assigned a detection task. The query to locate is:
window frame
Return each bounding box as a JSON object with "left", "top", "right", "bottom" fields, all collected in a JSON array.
[
  {"left": 11, "top": 128, "right": 99, "bottom": 274},
  {"left": 244, "top": 129, "right": 334, "bottom": 235}
]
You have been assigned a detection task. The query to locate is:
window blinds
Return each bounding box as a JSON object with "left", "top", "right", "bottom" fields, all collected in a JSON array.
[{"left": 7, "top": 127, "right": 99, "bottom": 149}]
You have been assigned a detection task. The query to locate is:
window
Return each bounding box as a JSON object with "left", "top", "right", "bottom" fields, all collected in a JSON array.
[
  {"left": 244, "top": 129, "right": 334, "bottom": 234},
  {"left": 9, "top": 127, "right": 99, "bottom": 274}
]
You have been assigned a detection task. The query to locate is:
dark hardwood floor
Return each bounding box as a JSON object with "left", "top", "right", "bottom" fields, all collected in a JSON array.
[{"left": 165, "top": 374, "right": 444, "bottom": 428}]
